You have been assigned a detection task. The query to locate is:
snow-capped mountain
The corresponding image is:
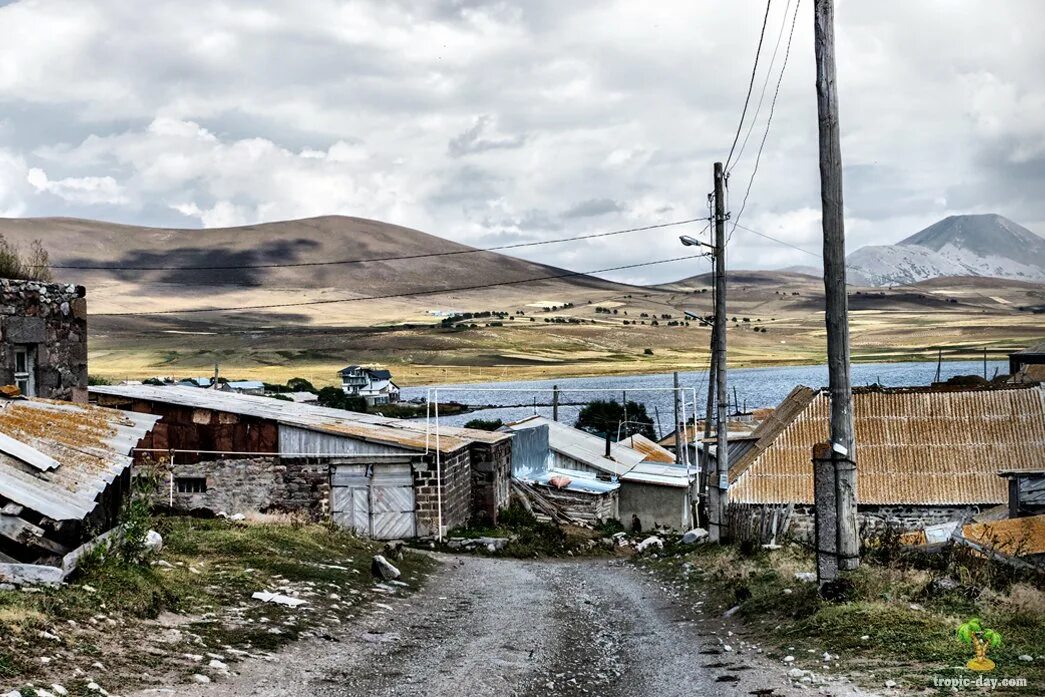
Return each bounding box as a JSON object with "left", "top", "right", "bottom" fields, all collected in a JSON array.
[{"left": 845, "top": 214, "right": 1045, "bottom": 286}]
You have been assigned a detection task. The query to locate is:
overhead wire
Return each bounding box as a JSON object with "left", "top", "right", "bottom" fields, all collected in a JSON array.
[
  {"left": 726, "top": 0, "right": 802, "bottom": 245},
  {"left": 723, "top": 0, "right": 774, "bottom": 173}
]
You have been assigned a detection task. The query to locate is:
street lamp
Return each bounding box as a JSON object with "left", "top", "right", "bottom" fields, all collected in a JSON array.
[{"left": 679, "top": 235, "right": 715, "bottom": 249}]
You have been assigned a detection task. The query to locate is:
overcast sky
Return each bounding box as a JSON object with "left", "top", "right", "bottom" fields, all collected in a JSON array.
[{"left": 0, "top": 0, "right": 1042, "bottom": 283}]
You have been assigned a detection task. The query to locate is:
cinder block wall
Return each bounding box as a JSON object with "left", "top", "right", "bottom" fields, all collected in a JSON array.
[
  {"left": 0, "top": 279, "right": 87, "bottom": 401},
  {"left": 414, "top": 447, "right": 471, "bottom": 536},
  {"left": 469, "top": 440, "right": 512, "bottom": 526}
]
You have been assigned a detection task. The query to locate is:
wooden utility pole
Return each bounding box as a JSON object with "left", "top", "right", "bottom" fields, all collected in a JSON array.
[
  {"left": 710, "top": 161, "right": 729, "bottom": 543},
  {"left": 814, "top": 0, "right": 858, "bottom": 573},
  {"left": 552, "top": 385, "right": 560, "bottom": 422},
  {"left": 673, "top": 372, "right": 682, "bottom": 464}
]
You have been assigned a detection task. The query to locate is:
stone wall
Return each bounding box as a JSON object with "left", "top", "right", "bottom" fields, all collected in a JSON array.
[
  {"left": 739, "top": 503, "right": 985, "bottom": 541},
  {"left": 469, "top": 440, "right": 512, "bottom": 526},
  {"left": 414, "top": 447, "right": 472, "bottom": 537},
  {"left": 155, "top": 457, "right": 330, "bottom": 520},
  {"left": 0, "top": 279, "right": 87, "bottom": 401}
]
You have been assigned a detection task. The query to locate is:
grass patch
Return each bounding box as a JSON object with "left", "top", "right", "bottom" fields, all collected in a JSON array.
[
  {"left": 0, "top": 517, "right": 434, "bottom": 695},
  {"left": 639, "top": 540, "right": 1045, "bottom": 694}
]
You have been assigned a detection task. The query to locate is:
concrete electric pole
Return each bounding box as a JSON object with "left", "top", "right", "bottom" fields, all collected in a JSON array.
[{"left": 814, "top": 0, "right": 859, "bottom": 573}]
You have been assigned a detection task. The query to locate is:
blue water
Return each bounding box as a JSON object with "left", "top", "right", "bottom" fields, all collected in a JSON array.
[{"left": 402, "top": 360, "right": 1007, "bottom": 430}]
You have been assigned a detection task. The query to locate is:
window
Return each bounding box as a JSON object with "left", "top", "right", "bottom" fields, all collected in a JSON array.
[
  {"left": 175, "top": 477, "right": 207, "bottom": 494},
  {"left": 13, "top": 346, "right": 35, "bottom": 397}
]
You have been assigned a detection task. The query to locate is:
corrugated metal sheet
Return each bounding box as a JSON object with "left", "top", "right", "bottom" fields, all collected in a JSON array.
[
  {"left": 505, "top": 416, "right": 644, "bottom": 476},
  {"left": 731, "top": 385, "right": 1045, "bottom": 506},
  {"left": 621, "top": 461, "right": 693, "bottom": 488},
  {"left": 618, "top": 434, "right": 676, "bottom": 463},
  {"left": 962, "top": 514, "right": 1045, "bottom": 557},
  {"left": 0, "top": 398, "right": 159, "bottom": 521},
  {"left": 90, "top": 385, "right": 508, "bottom": 454},
  {"left": 529, "top": 468, "right": 621, "bottom": 495}
]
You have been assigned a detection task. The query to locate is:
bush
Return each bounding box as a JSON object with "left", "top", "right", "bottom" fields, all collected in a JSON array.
[
  {"left": 463, "top": 418, "right": 504, "bottom": 431},
  {"left": 0, "top": 236, "right": 53, "bottom": 281},
  {"left": 317, "top": 386, "right": 367, "bottom": 412}
]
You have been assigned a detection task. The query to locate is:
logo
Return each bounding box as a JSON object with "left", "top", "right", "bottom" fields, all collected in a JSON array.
[{"left": 957, "top": 618, "right": 1002, "bottom": 672}]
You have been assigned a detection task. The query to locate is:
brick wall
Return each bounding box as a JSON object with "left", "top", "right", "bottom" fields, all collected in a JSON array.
[
  {"left": 154, "top": 457, "right": 330, "bottom": 520},
  {"left": 0, "top": 279, "right": 87, "bottom": 401},
  {"left": 469, "top": 439, "right": 512, "bottom": 526}
]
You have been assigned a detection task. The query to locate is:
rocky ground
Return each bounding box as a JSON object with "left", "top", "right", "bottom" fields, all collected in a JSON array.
[{"left": 130, "top": 555, "right": 875, "bottom": 697}]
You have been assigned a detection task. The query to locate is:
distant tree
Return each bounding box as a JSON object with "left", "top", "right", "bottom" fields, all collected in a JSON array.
[
  {"left": 87, "top": 375, "right": 112, "bottom": 386},
  {"left": 464, "top": 418, "right": 504, "bottom": 431},
  {"left": 143, "top": 377, "right": 165, "bottom": 386},
  {"left": 287, "top": 377, "right": 317, "bottom": 393},
  {"left": 575, "top": 399, "right": 655, "bottom": 440},
  {"left": 317, "top": 386, "right": 367, "bottom": 413},
  {"left": 271, "top": 393, "right": 292, "bottom": 402},
  {"left": 643, "top": 348, "right": 654, "bottom": 355}
]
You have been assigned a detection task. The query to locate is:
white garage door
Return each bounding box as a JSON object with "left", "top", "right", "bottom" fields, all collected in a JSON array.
[{"left": 331, "top": 463, "right": 416, "bottom": 539}]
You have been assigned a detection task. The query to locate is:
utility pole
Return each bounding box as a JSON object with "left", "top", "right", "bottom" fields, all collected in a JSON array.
[
  {"left": 710, "top": 161, "right": 729, "bottom": 543},
  {"left": 673, "top": 372, "right": 681, "bottom": 464},
  {"left": 552, "top": 385, "right": 560, "bottom": 422},
  {"left": 814, "top": 0, "right": 858, "bottom": 573}
]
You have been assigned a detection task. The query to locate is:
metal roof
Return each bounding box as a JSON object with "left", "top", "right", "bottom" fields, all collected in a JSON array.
[
  {"left": 730, "top": 384, "right": 1045, "bottom": 506},
  {"left": 505, "top": 416, "right": 645, "bottom": 477},
  {"left": 0, "top": 398, "right": 159, "bottom": 521},
  {"left": 90, "top": 384, "right": 508, "bottom": 454},
  {"left": 529, "top": 468, "right": 621, "bottom": 495},
  {"left": 621, "top": 461, "right": 694, "bottom": 488},
  {"left": 1012, "top": 340, "right": 1045, "bottom": 356},
  {"left": 618, "top": 433, "right": 676, "bottom": 463}
]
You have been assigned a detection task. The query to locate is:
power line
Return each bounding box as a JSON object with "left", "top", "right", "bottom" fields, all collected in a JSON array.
[
  {"left": 50, "top": 218, "right": 708, "bottom": 272},
  {"left": 727, "top": 0, "right": 802, "bottom": 244},
  {"left": 95, "top": 253, "right": 711, "bottom": 317},
  {"left": 723, "top": 0, "right": 774, "bottom": 173},
  {"left": 731, "top": 0, "right": 794, "bottom": 171}
]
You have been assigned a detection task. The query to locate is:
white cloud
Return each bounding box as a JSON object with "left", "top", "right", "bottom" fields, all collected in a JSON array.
[{"left": 0, "top": 0, "right": 1041, "bottom": 281}]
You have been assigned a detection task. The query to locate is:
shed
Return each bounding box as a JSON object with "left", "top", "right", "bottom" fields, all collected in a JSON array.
[
  {"left": 728, "top": 383, "right": 1045, "bottom": 535},
  {"left": 90, "top": 385, "right": 512, "bottom": 538},
  {"left": 504, "top": 416, "right": 696, "bottom": 530},
  {"left": 0, "top": 396, "right": 159, "bottom": 578}
]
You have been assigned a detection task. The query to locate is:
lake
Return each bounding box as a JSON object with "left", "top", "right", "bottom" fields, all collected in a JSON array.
[{"left": 401, "top": 360, "right": 1008, "bottom": 430}]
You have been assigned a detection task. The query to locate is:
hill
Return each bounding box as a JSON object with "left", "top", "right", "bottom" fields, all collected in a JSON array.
[{"left": 846, "top": 214, "right": 1045, "bottom": 286}]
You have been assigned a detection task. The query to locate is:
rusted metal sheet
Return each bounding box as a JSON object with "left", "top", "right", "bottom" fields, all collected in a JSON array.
[{"left": 731, "top": 385, "right": 1045, "bottom": 506}]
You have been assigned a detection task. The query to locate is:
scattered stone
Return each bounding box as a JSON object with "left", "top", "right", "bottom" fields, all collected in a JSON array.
[
  {"left": 50, "top": 687, "right": 68, "bottom": 697},
  {"left": 209, "top": 658, "right": 229, "bottom": 671},
  {"left": 783, "top": 655, "right": 795, "bottom": 663},
  {"left": 635, "top": 536, "right": 664, "bottom": 553},
  {"left": 230, "top": 513, "right": 246, "bottom": 522},
  {"left": 192, "top": 674, "right": 211, "bottom": 684},
  {"left": 723, "top": 605, "right": 741, "bottom": 618},
  {"left": 793, "top": 572, "right": 816, "bottom": 583},
  {"left": 371, "top": 555, "right": 401, "bottom": 581},
  {"left": 885, "top": 680, "right": 897, "bottom": 688},
  {"left": 681, "top": 528, "right": 709, "bottom": 545},
  {"left": 1018, "top": 654, "right": 1033, "bottom": 662}
]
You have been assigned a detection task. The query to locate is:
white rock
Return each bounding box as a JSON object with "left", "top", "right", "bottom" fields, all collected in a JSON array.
[
  {"left": 371, "top": 555, "right": 401, "bottom": 581},
  {"left": 784, "top": 655, "right": 795, "bottom": 663},
  {"left": 860, "top": 635, "right": 870, "bottom": 640},
  {"left": 794, "top": 572, "right": 817, "bottom": 583},
  {"left": 51, "top": 685, "right": 68, "bottom": 696},
  {"left": 635, "top": 536, "right": 664, "bottom": 553},
  {"left": 142, "top": 529, "right": 163, "bottom": 554},
  {"left": 788, "top": 668, "right": 809, "bottom": 679},
  {"left": 1, "top": 690, "right": 21, "bottom": 697},
  {"left": 885, "top": 680, "right": 897, "bottom": 688},
  {"left": 1018, "top": 654, "right": 1033, "bottom": 662},
  {"left": 192, "top": 674, "right": 211, "bottom": 684},
  {"left": 681, "top": 528, "right": 709, "bottom": 544},
  {"left": 208, "top": 659, "right": 229, "bottom": 671}
]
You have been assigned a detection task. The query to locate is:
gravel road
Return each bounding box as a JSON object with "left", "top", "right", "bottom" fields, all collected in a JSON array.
[{"left": 135, "top": 555, "right": 872, "bottom": 697}]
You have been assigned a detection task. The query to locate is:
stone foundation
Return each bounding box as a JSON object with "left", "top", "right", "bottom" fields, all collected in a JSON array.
[{"left": 735, "top": 503, "right": 986, "bottom": 541}]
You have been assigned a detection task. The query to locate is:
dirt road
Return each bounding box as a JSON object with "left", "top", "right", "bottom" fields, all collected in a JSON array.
[{"left": 135, "top": 555, "right": 871, "bottom": 697}]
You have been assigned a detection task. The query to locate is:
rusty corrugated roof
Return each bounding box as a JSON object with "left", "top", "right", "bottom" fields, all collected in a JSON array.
[
  {"left": 730, "top": 384, "right": 1045, "bottom": 506},
  {"left": 90, "top": 384, "right": 508, "bottom": 454},
  {"left": 0, "top": 399, "right": 160, "bottom": 521},
  {"left": 619, "top": 433, "right": 676, "bottom": 463}
]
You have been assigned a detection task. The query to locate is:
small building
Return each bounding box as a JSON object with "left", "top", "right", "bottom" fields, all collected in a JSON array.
[
  {"left": 221, "top": 380, "right": 265, "bottom": 396},
  {"left": 338, "top": 366, "right": 400, "bottom": 406},
  {"left": 177, "top": 377, "right": 212, "bottom": 388},
  {"left": 504, "top": 416, "right": 697, "bottom": 530},
  {"left": 90, "top": 385, "right": 511, "bottom": 538},
  {"left": 0, "top": 395, "right": 159, "bottom": 581},
  {"left": 727, "top": 384, "right": 1045, "bottom": 537},
  {"left": 1009, "top": 340, "right": 1045, "bottom": 383},
  {"left": 999, "top": 469, "right": 1045, "bottom": 518},
  {"left": 0, "top": 279, "right": 88, "bottom": 401}
]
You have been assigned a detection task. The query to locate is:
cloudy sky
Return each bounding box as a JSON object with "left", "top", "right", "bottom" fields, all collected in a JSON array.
[{"left": 0, "top": 0, "right": 1042, "bottom": 283}]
